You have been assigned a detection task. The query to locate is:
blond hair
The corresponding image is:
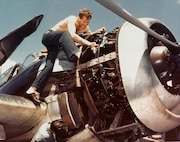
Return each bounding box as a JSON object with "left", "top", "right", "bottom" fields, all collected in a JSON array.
[{"left": 79, "top": 8, "right": 92, "bottom": 19}]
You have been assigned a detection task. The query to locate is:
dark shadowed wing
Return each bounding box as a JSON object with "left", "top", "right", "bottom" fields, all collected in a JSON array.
[{"left": 0, "top": 14, "right": 43, "bottom": 66}]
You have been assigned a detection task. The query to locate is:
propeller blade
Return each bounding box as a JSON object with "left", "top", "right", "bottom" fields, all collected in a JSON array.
[{"left": 95, "top": 0, "right": 180, "bottom": 54}]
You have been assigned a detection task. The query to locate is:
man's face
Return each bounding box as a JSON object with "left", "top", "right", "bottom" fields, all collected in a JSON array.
[{"left": 79, "top": 16, "right": 90, "bottom": 28}]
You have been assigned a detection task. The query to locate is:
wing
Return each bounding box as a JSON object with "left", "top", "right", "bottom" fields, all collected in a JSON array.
[{"left": 0, "top": 15, "right": 43, "bottom": 66}]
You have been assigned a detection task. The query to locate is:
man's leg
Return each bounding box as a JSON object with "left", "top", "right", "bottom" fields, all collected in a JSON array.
[
  {"left": 42, "top": 31, "right": 80, "bottom": 62},
  {"left": 26, "top": 47, "right": 59, "bottom": 104},
  {"left": 32, "top": 47, "right": 59, "bottom": 93}
]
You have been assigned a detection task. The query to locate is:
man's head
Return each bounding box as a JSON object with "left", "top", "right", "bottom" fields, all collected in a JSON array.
[
  {"left": 50, "top": 119, "right": 68, "bottom": 139},
  {"left": 77, "top": 8, "right": 92, "bottom": 28},
  {"left": 78, "top": 8, "right": 92, "bottom": 20}
]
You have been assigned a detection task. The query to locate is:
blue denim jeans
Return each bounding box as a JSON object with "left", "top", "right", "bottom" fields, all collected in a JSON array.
[{"left": 32, "top": 30, "right": 79, "bottom": 93}]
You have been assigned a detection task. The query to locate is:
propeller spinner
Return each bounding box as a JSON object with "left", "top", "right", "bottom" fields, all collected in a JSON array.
[{"left": 95, "top": 0, "right": 180, "bottom": 133}]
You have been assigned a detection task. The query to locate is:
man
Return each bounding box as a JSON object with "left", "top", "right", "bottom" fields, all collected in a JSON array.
[
  {"left": 26, "top": 8, "right": 105, "bottom": 104},
  {"left": 31, "top": 120, "right": 68, "bottom": 142}
]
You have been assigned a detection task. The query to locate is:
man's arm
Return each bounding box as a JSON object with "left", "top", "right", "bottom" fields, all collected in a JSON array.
[
  {"left": 92, "top": 27, "right": 106, "bottom": 35},
  {"left": 67, "top": 19, "right": 96, "bottom": 47}
]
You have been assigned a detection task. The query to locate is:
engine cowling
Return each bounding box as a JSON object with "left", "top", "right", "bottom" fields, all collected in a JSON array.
[{"left": 118, "top": 18, "right": 180, "bottom": 132}]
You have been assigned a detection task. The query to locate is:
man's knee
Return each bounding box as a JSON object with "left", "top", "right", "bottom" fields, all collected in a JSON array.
[{"left": 60, "top": 31, "right": 72, "bottom": 43}]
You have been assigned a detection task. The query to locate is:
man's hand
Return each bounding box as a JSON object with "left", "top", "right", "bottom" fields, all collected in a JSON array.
[
  {"left": 89, "top": 42, "right": 99, "bottom": 48},
  {"left": 93, "top": 27, "right": 106, "bottom": 34},
  {"left": 89, "top": 42, "right": 99, "bottom": 54}
]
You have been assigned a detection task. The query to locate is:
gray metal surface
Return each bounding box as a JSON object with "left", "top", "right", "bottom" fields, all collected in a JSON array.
[{"left": 118, "top": 18, "right": 180, "bottom": 132}]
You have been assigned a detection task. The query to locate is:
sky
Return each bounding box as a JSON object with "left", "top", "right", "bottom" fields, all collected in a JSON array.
[{"left": 1, "top": 0, "right": 180, "bottom": 67}]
